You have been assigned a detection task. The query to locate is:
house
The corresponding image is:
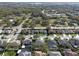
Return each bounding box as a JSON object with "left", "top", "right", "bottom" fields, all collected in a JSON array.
[
  {"left": 47, "top": 51, "right": 62, "bottom": 56},
  {"left": 74, "top": 34, "right": 79, "bottom": 40},
  {"left": 17, "top": 49, "right": 31, "bottom": 56},
  {"left": 9, "top": 19, "right": 14, "bottom": 22},
  {"left": 34, "top": 51, "right": 46, "bottom": 56},
  {"left": 35, "top": 38, "right": 45, "bottom": 46},
  {"left": 63, "top": 50, "right": 78, "bottom": 56},
  {"left": 9, "top": 19, "right": 16, "bottom": 26},
  {"left": 58, "top": 40, "right": 71, "bottom": 48},
  {"left": 31, "top": 29, "right": 47, "bottom": 35},
  {"left": 22, "top": 39, "right": 32, "bottom": 48},
  {"left": 63, "top": 49, "right": 72, "bottom": 51},
  {"left": 39, "top": 35, "right": 47, "bottom": 39},
  {"left": 2, "top": 29, "right": 12, "bottom": 34},
  {"left": 8, "top": 40, "right": 21, "bottom": 47},
  {"left": 47, "top": 40, "right": 58, "bottom": 50},
  {"left": 60, "top": 34, "right": 70, "bottom": 40},
  {"left": 0, "top": 48, "right": 4, "bottom": 52},
  {"left": 0, "top": 40, "right": 7, "bottom": 47},
  {"left": 21, "top": 45, "right": 25, "bottom": 48},
  {"left": 48, "top": 36, "right": 55, "bottom": 40},
  {"left": 69, "top": 39, "right": 79, "bottom": 48},
  {"left": 68, "top": 34, "right": 72, "bottom": 39},
  {"left": 22, "top": 39, "right": 32, "bottom": 45},
  {"left": 0, "top": 30, "right": 2, "bottom": 34}
]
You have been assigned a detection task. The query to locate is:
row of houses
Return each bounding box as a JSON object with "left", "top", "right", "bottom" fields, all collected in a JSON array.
[
  {"left": 16, "top": 36, "right": 79, "bottom": 56},
  {"left": 42, "top": 9, "right": 67, "bottom": 18},
  {"left": 17, "top": 50, "right": 78, "bottom": 56},
  {"left": 1, "top": 26, "right": 79, "bottom": 34},
  {"left": 22, "top": 28, "right": 79, "bottom": 35},
  {"left": 0, "top": 33, "right": 79, "bottom": 56}
]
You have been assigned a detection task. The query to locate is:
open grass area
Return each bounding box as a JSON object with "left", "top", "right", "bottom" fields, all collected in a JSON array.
[
  {"left": 3, "top": 51, "right": 16, "bottom": 56},
  {"left": 48, "top": 19, "right": 56, "bottom": 24}
]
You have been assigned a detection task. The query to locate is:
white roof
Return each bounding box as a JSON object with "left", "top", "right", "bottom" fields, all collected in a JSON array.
[
  {"left": 60, "top": 34, "right": 70, "bottom": 40},
  {"left": 68, "top": 34, "right": 72, "bottom": 39},
  {"left": 53, "top": 34, "right": 57, "bottom": 37},
  {"left": 17, "top": 49, "right": 21, "bottom": 53},
  {"left": 9, "top": 19, "right": 14, "bottom": 22},
  {"left": 48, "top": 51, "right": 61, "bottom": 56},
  {"left": 22, "top": 45, "right": 25, "bottom": 48},
  {"left": 48, "top": 36, "right": 55, "bottom": 40},
  {"left": 0, "top": 30, "right": 2, "bottom": 33},
  {"left": 18, "top": 50, "right": 31, "bottom": 56}
]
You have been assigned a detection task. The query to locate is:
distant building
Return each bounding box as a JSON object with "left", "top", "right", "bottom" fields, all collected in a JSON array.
[
  {"left": 42, "top": 9, "right": 67, "bottom": 18},
  {"left": 25, "top": 27, "right": 79, "bottom": 35}
]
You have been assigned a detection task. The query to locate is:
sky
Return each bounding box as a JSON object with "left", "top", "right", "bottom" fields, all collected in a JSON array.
[{"left": 0, "top": 0, "right": 79, "bottom": 2}]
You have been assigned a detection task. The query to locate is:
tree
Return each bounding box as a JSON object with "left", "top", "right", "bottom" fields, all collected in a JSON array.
[
  {"left": 17, "top": 34, "right": 25, "bottom": 41},
  {"left": 44, "top": 37, "right": 50, "bottom": 43},
  {"left": 41, "top": 20, "right": 49, "bottom": 27}
]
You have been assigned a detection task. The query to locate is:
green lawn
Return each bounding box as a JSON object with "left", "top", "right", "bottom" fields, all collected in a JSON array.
[
  {"left": 48, "top": 19, "right": 56, "bottom": 24},
  {"left": 3, "top": 51, "right": 16, "bottom": 56}
]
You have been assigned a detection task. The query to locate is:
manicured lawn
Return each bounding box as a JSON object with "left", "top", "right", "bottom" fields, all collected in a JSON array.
[
  {"left": 3, "top": 51, "right": 16, "bottom": 56},
  {"left": 48, "top": 19, "right": 56, "bottom": 24}
]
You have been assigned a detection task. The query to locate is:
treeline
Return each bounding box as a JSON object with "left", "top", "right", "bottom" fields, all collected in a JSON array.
[{"left": 0, "top": 7, "right": 43, "bottom": 19}]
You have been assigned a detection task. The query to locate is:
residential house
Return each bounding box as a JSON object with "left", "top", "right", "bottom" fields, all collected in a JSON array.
[
  {"left": 17, "top": 49, "right": 31, "bottom": 56},
  {"left": 47, "top": 51, "right": 62, "bottom": 56},
  {"left": 8, "top": 40, "right": 21, "bottom": 47},
  {"left": 74, "top": 34, "right": 79, "bottom": 40},
  {"left": 58, "top": 40, "right": 71, "bottom": 48},
  {"left": 34, "top": 51, "right": 47, "bottom": 56},
  {"left": 22, "top": 39, "right": 32, "bottom": 45},
  {"left": 0, "top": 40, "right": 7, "bottom": 47},
  {"left": 60, "top": 34, "right": 70, "bottom": 40},
  {"left": 0, "top": 48, "right": 4, "bottom": 52},
  {"left": 69, "top": 39, "right": 79, "bottom": 48},
  {"left": 35, "top": 38, "right": 45, "bottom": 46},
  {"left": 0, "top": 30, "right": 2, "bottom": 34},
  {"left": 22, "top": 39, "right": 32, "bottom": 48},
  {"left": 63, "top": 50, "right": 78, "bottom": 56},
  {"left": 47, "top": 40, "right": 58, "bottom": 50}
]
